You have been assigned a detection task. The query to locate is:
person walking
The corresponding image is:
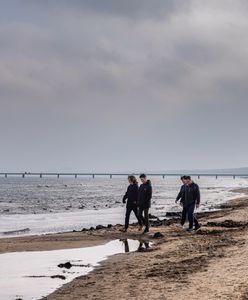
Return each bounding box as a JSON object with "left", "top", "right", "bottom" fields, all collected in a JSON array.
[
  {"left": 175, "top": 175, "right": 201, "bottom": 232},
  {"left": 122, "top": 175, "right": 142, "bottom": 232},
  {"left": 176, "top": 176, "right": 188, "bottom": 227},
  {"left": 138, "top": 174, "right": 152, "bottom": 234}
]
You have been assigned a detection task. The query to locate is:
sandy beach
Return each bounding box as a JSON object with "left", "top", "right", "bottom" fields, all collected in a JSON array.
[
  {"left": 2, "top": 189, "right": 248, "bottom": 300},
  {"left": 2, "top": 1, "right": 248, "bottom": 298}
]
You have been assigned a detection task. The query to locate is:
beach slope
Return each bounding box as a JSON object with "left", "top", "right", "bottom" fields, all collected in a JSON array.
[{"left": 45, "top": 193, "right": 248, "bottom": 300}]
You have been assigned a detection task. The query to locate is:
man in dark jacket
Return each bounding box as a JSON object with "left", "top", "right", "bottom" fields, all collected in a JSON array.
[
  {"left": 176, "top": 175, "right": 201, "bottom": 232},
  {"left": 138, "top": 174, "right": 152, "bottom": 234},
  {"left": 122, "top": 175, "right": 142, "bottom": 232}
]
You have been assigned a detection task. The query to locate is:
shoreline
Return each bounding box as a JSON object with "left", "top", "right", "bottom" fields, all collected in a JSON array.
[
  {"left": 1, "top": 188, "right": 248, "bottom": 299},
  {"left": 0, "top": 205, "right": 229, "bottom": 254},
  {"left": 45, "top": 188, "right": 248, "bottom": 300},
  {"left": 0, "top": 189, "right": 245, "bottom": 254},
  {"left": 0, "top": 177, "right": 244, "bottom": 239}
]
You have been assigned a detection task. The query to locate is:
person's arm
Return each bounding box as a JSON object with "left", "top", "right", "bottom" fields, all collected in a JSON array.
[
  {"left": 176, "top": 187, "right": 183, "bottom": 203},
  {"left": 133, "top": 184, "right": 139, "bottom": 205},
  {"left": 176, "top": 192, "right": 182, "bottom": 203},
  {"left": 147, "top": 184, "right": 152, "bottom": 201},
  {"left": 137, "top": 187, "right": 141, "bottom": 207},
  {"left": 122, "top": 188, "right": 129, "bottom": 204},
  {"left": 196, "top": 185, "right": 201, "bottom": 206}
]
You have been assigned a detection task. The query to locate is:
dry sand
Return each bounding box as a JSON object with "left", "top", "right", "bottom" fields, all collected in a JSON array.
[{"left": 2, "top": 190, "right": 248, "bottom": 300}]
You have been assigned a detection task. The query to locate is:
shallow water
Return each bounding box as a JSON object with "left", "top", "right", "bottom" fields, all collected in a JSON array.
[{"left": 0, "top": 239, "right": 146, "bottom": 300}]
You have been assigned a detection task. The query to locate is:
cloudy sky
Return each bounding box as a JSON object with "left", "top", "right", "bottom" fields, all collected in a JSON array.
[{"left": 0, "top": 0, "right": 248, "bottom": 172}]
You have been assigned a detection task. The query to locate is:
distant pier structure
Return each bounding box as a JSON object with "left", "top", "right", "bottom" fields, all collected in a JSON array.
[{"left": 0, "top": 172, "right": 245, "bottom": 179}]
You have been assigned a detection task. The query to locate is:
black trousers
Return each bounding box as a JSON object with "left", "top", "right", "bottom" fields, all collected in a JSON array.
[
  {"left": 138, "top": 207, "right": 149, "bottom": 230},
  {"left": 181, "top": 203, "right": 199, "bottom": 229},
  {"left": 125, "top": 206, "right": 142, "bottom": 229}
]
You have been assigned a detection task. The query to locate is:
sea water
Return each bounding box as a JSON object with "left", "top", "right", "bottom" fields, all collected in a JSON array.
[{"left": 0, "top": 176, "right": 246, "bottom": 237}]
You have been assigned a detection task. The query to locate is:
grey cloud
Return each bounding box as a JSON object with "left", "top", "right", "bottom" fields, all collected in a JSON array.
[
  {"left": 24, "top": 0, "right": 191, "bottom": 20},
  {"left": 0, "top": 1, "right": 248, "bottom": 171}
]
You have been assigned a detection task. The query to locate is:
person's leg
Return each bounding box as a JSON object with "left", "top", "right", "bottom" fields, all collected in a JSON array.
[
  {"left": 125, "top": 207, "right": 132, "bottom": 230},
  {"left": 194, "top": 211, "right": 200, "bottom": 229},
  {"left": 133, "top": 206, "right": 142, "bottom": 226},
  {"left": 187, "top": 203, "right": 195, "bottom": 229},
  {"left": 181, "top": 207, "right": 187, "bottom": 226},
  {"left": 139, "top": 207, "right": 145, "bottom": 225},
  {"left": 144, "top": 208, "right": 149, "bottom": 232}
]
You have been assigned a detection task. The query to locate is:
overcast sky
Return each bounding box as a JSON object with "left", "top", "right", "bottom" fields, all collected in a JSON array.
[{"left": 0, "top": 0, "right": 248, "bottom": 172}]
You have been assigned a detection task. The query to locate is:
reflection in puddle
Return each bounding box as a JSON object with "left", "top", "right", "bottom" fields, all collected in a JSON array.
[
  {"left": 0, "top": 239, "right": 150, "bottom": 300},
  {"left": 120, "top": 239, "right": 151, "bottom": 253},
  {"left": 138, "top": 241, "right": 151, "bottom": 251}
]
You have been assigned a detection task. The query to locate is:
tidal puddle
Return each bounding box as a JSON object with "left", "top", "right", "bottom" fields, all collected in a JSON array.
[{"left": 0, "top": 239, "right": 150, "bottom": 300}]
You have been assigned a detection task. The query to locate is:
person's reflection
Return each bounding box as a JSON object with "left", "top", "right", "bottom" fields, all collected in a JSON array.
[
  {"left": 120, "top": 239, "right": 130, "bottom": 253},
  {"left": 138, "top": 241, "right": 150, "bottom": 251},
  {"left": 119, "top": 239, "right": 150, "bottom": 253}
]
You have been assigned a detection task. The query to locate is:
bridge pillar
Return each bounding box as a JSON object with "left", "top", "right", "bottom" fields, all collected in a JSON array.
[
  {"left": 110, "top": 174, "right": 112, "bottom": 179},
  {"left": 5, "top": 174, "right": 7, "bottom": 178},
  {"left": 163, "top": 175, "right": 165, "bottom": 179},
  {"left": 92, "top": 174, "right": 95, "bottom": 179},
  {"left": 40, "top": 174, "right": 42, "bottom": 178},
  {"left": 75, "top": 174, "right": 77, "bottom": 179},
  {"left": 22, "top": 174, "right": 25, "bottom": 178},
  {"left": 216, "top": 175, "right": 218, "bottom": 179},
  {"left": 57, "top": 174, "right": 60, "bottom": 179}
]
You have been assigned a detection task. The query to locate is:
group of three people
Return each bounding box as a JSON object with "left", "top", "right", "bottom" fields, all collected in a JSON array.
[{"left": 122, "top": 174, "right": 201, "bottom": 233}]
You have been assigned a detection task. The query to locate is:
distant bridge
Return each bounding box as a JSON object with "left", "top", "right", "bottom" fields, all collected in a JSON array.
[{"left": 0, "top": 172, "right": 247, "bottom": 179}]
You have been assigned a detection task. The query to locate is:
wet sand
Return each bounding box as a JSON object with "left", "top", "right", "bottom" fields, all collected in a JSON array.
[
  {"left": 0, "top": 230, "right": 110, "bottom": 253},
  {"left": 2, "top": 190, "right": 248, "bottom": 299},
  {"left": 0, "top": 228, "right": 151, "bottom": 254}
]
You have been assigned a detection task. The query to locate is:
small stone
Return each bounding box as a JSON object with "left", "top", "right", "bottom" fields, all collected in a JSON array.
[
  {"left": 96, "top": 225, "right": 105, "bottom": 230},
  {"left": 148, "top": 213, "right": 158, "bottom": 220},
  {"left": 153, "top": 232, "right": 165, "bottom": 239},
  {"left": 166, "top": 212, "right": 181, "bottom": 217},
  {"left": 51, "top": 275, "right": 66, "bottom": 280},
  {"left": 58, "top": 262, "right": 72, "bottom": 269}
]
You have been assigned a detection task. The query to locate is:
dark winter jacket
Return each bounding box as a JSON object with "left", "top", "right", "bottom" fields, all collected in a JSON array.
[
  {"left": 122, "top": 183, "right": 139, "bottom": 208},
  {"left": 176, "top": 182, "right": 200, "bottom": 207},
  {"left": 138, "top": 180, "right": 152, "bottom": 209}
]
